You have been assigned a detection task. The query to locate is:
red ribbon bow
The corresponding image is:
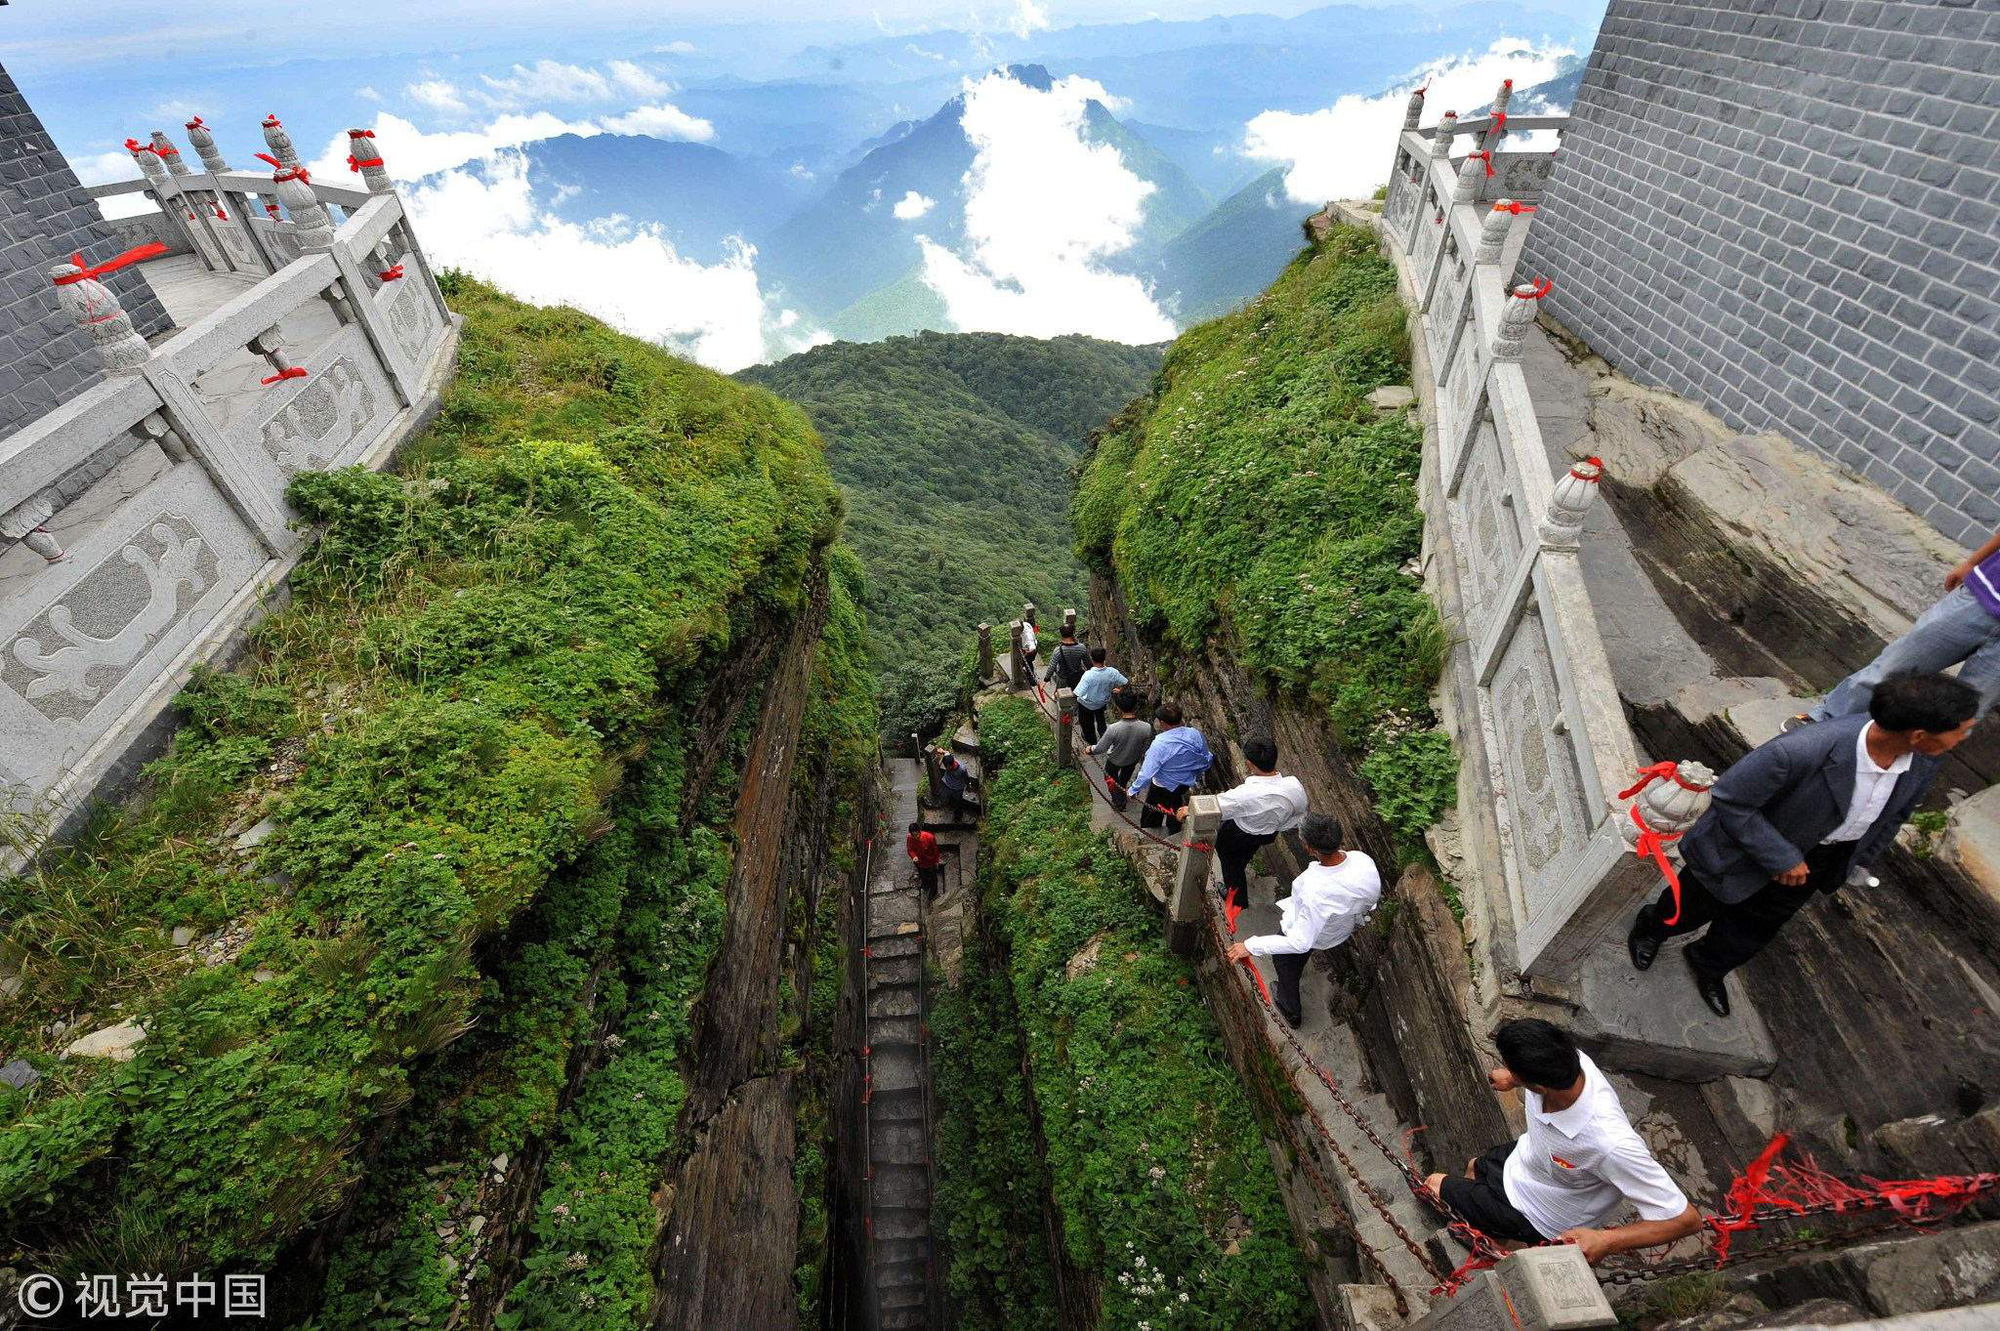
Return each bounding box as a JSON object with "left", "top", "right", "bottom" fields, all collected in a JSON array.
[
  {"left": 1511, "top": 276, "right": 1554, "bottom": 299},
  {"left": 213, "top": 203, "right": 229, "bottom": 220},
  {"left": 265, "top": 202, "right": 282, "bottom": 218},
  {"left": 1493, "top": 200, "right": 1537, "bottom": 215},
  {"left": 126, "top": 137, "right": 167, "bottom": 158},
  {"left": 1569, "top": 454, "right": 1604, "bottom": 480},
  {"left": 1616, "top": 762, "right": 1713, "bottom": 926},
  {"left": 255, "top": 152, "right": 309, "bottom": 184},
  {"left": 378, "top": 263, "right": 405, "bottom": 282},
  {"left": 51, "top": 241, "right": 169, "bottom": 286},
  {"left": 1467, "top": 149, "right": 1494, "bottom": 176},
  {"left": 260, "top": 366, "right": 309, "bottom": 386},
  {"left": 264, "top": 113, "right": 281, "bottom": 126},
  {"left": 187, "top": 115, "right": 205, "bottom": 129},
  {"left": 350, "top": 129, "right": 375, "bottom": 138},
  {"left": 348, "top": 155, "right": 386, "bottom": 171}
]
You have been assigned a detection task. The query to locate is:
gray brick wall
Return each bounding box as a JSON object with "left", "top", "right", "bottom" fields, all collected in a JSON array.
[
  {"left": 1518, "top": 0, "right": 2000, "bottom": 546},
  {"left": 0, "top": 62, "right": 171, "bottom": 448}
]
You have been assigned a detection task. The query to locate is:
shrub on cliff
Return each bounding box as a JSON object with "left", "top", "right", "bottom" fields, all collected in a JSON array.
[
  {"left": 1073, "top": 223, "right": 1453, "bottom": 860},
  {"left": 975, "top": 696, "right": 1314, "bottom": 1330}
]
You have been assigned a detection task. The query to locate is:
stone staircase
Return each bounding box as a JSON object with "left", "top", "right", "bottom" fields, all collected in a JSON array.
[
  {"left": 1233, "top": 870, "right": 1451, "bottom": 1316},
  {"left": 865, "top": 759, "right": 935, "bottom": 1328}
]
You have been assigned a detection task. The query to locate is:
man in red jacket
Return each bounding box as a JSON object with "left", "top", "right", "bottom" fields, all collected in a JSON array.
[{"left": 906, "top": 821, "right": 942, "bottom": 898}]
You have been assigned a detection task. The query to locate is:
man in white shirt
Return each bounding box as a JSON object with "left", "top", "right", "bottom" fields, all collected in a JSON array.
[
  {"left": 1427, "top": 1019, "right": 1701, "bottom": 1262},
  {"left": 1628, "top": 671, "right": 1979, "bottom": 1017},
  {"left": 1018, "top": 605, "right": 1040, "bottom": 688},
  {"left": 1196, "top": 737, "right": 1308, "bottom": 928},
  {"left": 1225, "top": 814, "right": 1378, "bottom": 1028}
]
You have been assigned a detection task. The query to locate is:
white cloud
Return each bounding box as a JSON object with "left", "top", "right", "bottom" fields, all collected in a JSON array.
[
  {"left": 357, "top": 85, "right": 383, "bottom": 103},
  {"left": 1243, "top": 38, "right": 1573, "bottom": 204},
  {"left": 306, "top": 110, "right": 602, "bottom": 182},
  {"left": 601, "top": 103, "right": 716, "bottom": 142},
  {"left": 480, "top": 60, "right": 614, "bottom": 105},
  {"left": 402, "top": 152, "right": 823, "bottom": 373},
  {"left": 893, "top": 190, "right": 936, "bottom": 220},
  {"left": 406, "top": 79, "right": 470, "bottom": 116},
  {"left": 607, "top": 60, "right": 673, "bottom": 99},
  {"left": 71, "top": 147, "right": 157, "bottom": 219},
  {"left": 917, "top": 70, "right": 1173, "bottom": 344},
  {"left": 1006, "top": 0, "right": 1052, "bottom": 39},
  {"left": 654, "top": 40, "right": 697, "bottom": 55}
]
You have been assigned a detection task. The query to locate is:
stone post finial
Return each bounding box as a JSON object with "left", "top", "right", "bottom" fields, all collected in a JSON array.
[
  {"left": 347, "top": 128, "right": 392, "bottom": 193},
  {"left": 149, "top": 131, "right": 192, "bottom": 177},
  {"left": 1061, "top": 606, "right": 1077, "bottom": 637},
  {"left": 1056, "top": 688, "right": 1077, "bottom": 768},
  {"left": 254, "top": 152, "right": 336, "bottom": 249},
  {"left": 1483, "top": 77, "right": 1514, "bottom": 151},
  {"left": 1008, "top": 619, "right": 1026, "bottom": 689},
  {"left": 1403, "top": 83, "right": 1427, "bottom": 131},
  {"left": 1618, "top": 761, "right": 1716, "bottom": 853},
  {"left": 1, "top": 494, "right": 65, "bottom": 563},
  {"left": 1493, "top": 278, "right": 1549, "bottom": 361},
  {"left": 976, "top": 622, "right": 994, "bottom": 681},
  {"left": 185, "top": 116, "right": 229, "bottom": 174},
  {"left": 1454, "top": 148, "right": 1492, "bottom": 203},
  {"left": 1540, "top": 456, "right": 1604, "bottom": 548},
  {"left": 1429, "top": 110, "right": 1458, "bottom": 161},
  {"left": 261, "top": 113, "right": 301, "bottom": 169},
  {"left": 50, "top": 258, "right": 154, "bottom": 375},
  {"left": 126, "top": 137, "right": 168, "bottom": 184},
  {"left": 1476, "top": 200, "right": 1515, "bottom": 263}
]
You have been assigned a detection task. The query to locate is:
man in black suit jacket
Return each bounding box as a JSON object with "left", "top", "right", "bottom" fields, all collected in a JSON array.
[{"left": 1628, "top": 671, "right": 1981, "bottom": 1017}]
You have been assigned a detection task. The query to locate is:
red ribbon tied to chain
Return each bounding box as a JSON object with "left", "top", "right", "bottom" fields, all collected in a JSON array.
[
  {"left": 254, "top": 151, "right": 309, "bottom": 184},
  {"left": 378, "top": 263, "right": 405, "bottom": 282},
  {"left": 50, "top": 241, "right": 169, "bottom": 287},
  {"left": 1511, "top": 276, "right": 1554, "bottom": 299},
  {"left": 260, "top": 366, "right": 308, "bottom": 386}
]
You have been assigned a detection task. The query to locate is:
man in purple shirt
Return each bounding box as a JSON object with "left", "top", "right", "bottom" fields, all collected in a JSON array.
[{"left": 1792, "top": 526, "right": 2000, "bottom": 729}]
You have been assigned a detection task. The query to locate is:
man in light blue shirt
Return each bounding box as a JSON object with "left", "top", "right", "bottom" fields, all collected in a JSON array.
[
  {"left": 1128, "top": 700, "right": 1213, "bottom": 834},
  {"left": 1073, "top": 647, "right": 1128, "bottom": 745}
]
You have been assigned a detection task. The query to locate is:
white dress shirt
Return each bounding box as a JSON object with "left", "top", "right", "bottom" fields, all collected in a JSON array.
[
  {"left": 1821, "top": 723, "right": 1912, "bottom": 844},
  {"left": 1216, "top": 773, "right": 1309, "bottom": 836},
  {"left": 1501, "top": 1052, "right": 1690, "bottom": 1238},
  {"left": 1242, "top": 852, "right": 1380, "bottom": 957},
  {"left": 1020, "top": 621, "right": 1038, "bottom": 653}
]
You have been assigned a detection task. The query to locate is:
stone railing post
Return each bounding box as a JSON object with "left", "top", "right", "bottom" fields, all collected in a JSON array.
[
  {"left": 254, "top": 151, "right": 336, "bottom": 250},
  {"left": 50, "top": 258, "right": 153, "bottom": 375},
  {"left": 1454, "top": 146, "right": 1492, "bottom": 204},
  {"left": 1403, "top": 84, "right": 1427, "bottom": 131},
  {"left": 186, "top": 116, "right": 278, "bottom": 270},
  {"left": 1539, "top": 457, "right": 1604, "bottom": 549},
  {"left": 1168, "top": 795, "right": 1222, "bottom": 958},
  {"left": 249, "top": 328, "right": 306, "bottom": 385},
  {"left": 1475, "top": 200, "right": 1515, "bottom": 264},
  {"left": 1620, "top": 761, "right": 1715, "bottom": 857},
  {"left": 126, "top": 136, "right": 201, "bottom": 257},
  {"left": 184, "top": 116, "right": 228, "bottom": 174},
  {"left": 1008, "top": 619, "right": 1026, "bottom": 689},
  {"left": 261, "top": 113, "right": 302, "bottom": 170},
  {"left": 1493, "top": 279, "right": 1547, "bottom": 361},
  {"left": 347, "top": 128, "right": 393, "bottom": 194},
  {"left": 1056, "top": 688, "right": 1077, "bottom": 767},
  {"left": 149, "top": 130, "right": 191, "bottom": 179},
  {"left": 1429, "top": 110, "right": 1458, "bottom": 165},
  {"left": 1411, "top": 1246, "right": 1613, "bottom": 1330},
  {"left": 1481, "top": 77, "right": 1514, "bottom": 152},
  {"left": 1061, "top": 606, "right": 1078, "bottom": 638},
  {"left": 1, "top": 494, "right": 66, "bottom": 563},
  {"left": 976, "top": 623, "right": 994, "bottom": 681}
]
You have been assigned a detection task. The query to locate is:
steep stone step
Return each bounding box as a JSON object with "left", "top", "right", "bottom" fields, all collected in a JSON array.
[
  {"left": 869, "top": 956, "right": 922, "bottom": 988},
  {"left": 873, "top": 1161, "right": 929, "bottom": 1208},
  {"left": 870, "top": 1086, "right": 927, "bottom": 1122},
  {"left": 868, "top": 934, "right": 924, "bottom": 959},
  {"left": 878, "top": 1261, "right": 928, "bottom": 1289},
  {"left": 870, "top": 1015, "right": 920, "bottom": 1047},
  {"left": 950, "top": 720, "right": 980, "bottom": 757},
  {"left": 872, "top": 1120, "right": 929, "bottom": 1161},
  {"left": 868, "top": 987, "right": 920, "bottom": 1020},
  {"left": 870, "top": 1206, "right": 928, "bottom": 1241},
  {"left": 874, "top": 1236, "right": 930, "bottom": 1268},
  {"left": 871, "top": 1047, "right": 923, "bottom": 1096},
  {"left": 880, "top": 1309, "right": 926, "bottom": 1329},
  {"left": 880, "top": 1283, "right": 926, "bottom": 1310}
]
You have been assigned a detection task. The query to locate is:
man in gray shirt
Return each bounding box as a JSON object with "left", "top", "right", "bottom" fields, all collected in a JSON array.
[{"left": 1090, "top": 688, "right": 1153, "bottom": 811}]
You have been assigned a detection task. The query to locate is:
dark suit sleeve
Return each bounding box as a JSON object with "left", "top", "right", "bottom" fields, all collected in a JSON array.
[
  {"left": 1707, "top": 738, "right": 1808, "bottom": 877},
  {"left": 1850, "top": 761, "right": 1939, "bottom": 876}
]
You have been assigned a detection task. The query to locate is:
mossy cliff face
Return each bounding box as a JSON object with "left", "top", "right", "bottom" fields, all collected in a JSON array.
[{"left": 0, "top": 276, "right": 874, "bottom": 1322}]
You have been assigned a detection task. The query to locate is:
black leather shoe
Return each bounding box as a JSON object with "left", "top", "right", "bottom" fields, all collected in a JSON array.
[
  {"left": 1627, "top": 927, "right": 1661, "bottom": 972},
  {"left": 1685, "top": 950, "right": 1731, "bottom": 1018}
]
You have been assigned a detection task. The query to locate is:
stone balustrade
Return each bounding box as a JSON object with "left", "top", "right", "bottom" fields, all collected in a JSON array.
[
  {"left": 1375, "top": 83, "right": 1710, "bottom": 987},
  {"left": 1, "top": 115, "right": 459, "bottom": 857}
]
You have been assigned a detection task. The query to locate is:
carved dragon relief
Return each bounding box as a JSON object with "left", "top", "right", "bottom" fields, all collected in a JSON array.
[{"left": 1, "top": 514, "right": 221, "bottom": 723}]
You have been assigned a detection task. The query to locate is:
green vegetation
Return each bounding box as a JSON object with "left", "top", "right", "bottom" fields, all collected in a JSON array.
[
  {"left": 0, "top": 274, "right": 844, "bottom": 1284},
  {"left": 974, "top": 697, "right": 1313, "bottom": 1329},
  {"left": 1075, "top": 223, "right": 1454, "bottom": 860},
  {"left": 932, "top": 944, "right": 1061, "bottom": 1331},
  {"left": 742, "top": 331, "right": 1161, "bottom": 741}
]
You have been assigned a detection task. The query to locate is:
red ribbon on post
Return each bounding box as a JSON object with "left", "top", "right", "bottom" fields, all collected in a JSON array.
[
  {"left": 265, "top": 202, "right": 282, "bottom": 218},
  {"left": 254, "top": 151, "right": 310, "bottom": 184},
  {"left": 1616, "top": 762, "right": 1712, "bottom": 926},
  {"left": 378, "top": 264, "right": 405, "bottom": 282},
  {"left": 348, "top": 155, "right": 386, "bottom": 171},
  {"left": 1511, "top": 276, "right": 1554, "bottom": 299},
  {"left": 1493, "top": 200, "right": 1537, "bottom": 215},
  {"left": 50, "top": 241, "right": 169, "bottom": 286},
  {"left": 260, "top": 366, "right": 308, "bottom": 386},
  {"left": 1467, "top": 150, "right": 1494, "bottom": 176}
]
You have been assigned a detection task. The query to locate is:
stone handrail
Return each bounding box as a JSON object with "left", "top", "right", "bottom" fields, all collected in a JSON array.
[
  {"left": 1, "top": 117, "right": 457, "bottom": 855},
  {"left": 1377, "top": 84, "right": 1706, "bottom": 981}
]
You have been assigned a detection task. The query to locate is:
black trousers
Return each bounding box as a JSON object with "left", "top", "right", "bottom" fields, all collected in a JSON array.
[
  {"left": 916, "top": 863, "right": 941, "bottom": 898},
  {"left": 1078, "top": 703, "right": 1107, "bottom": 744},
  {"left": 1439, "top": 1144, "right": 1546, "bottom": 1245},
  {"left": 1216, "top": 820, "right": 1276, "bottom": 903},
  {"left": 1139, "top": 782, "right": 1191, "bottom": 832},
  {"left": 1271, "top": 950, "right": 1310, "bottom": 1025},
  {"left": 1104, "top": 760, "right": 1136, "bottom": 810},
  {"left": 1633, "top": 841, "right": 1848, "bottom": 978}
]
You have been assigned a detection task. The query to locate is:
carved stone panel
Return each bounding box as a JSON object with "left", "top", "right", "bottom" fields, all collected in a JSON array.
[
  {"left": 378, "top": 262, "right": 436, "bottom": 366},
  {"left": 1384, "top": 152, "right": 1421, "bottom": 239},
  {"left": 1, "top": 514, "right": 220, "bottom": 722},
  {"left": 1442, "top": 328, "right": 1486, "bottom": 464},
  {"left": 257, "top": 353, "right": 383, "bottom": 475},
  {"left": 1487, "top": 603, "right": 1590, "bottom": 918},
  {"left": 216, "top": 218, "right": 261, "bottom": 272},
  {"left": 1484, "top": 153, "right": 1555, "bottom": 202},
  {"left": 1411, "top": 183, "right": 1443, "bottom": 277},
  {"left": 259, "top": 223, "right": 303, "bottom": 266},
  {"left": 1428, "top": 241, "right": 1468, "bottom": 367},
  {"left": 1452, "top": 426, "right": 1520, "bottom": 639}
]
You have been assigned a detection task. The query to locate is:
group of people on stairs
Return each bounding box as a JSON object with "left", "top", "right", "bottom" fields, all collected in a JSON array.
[{"left": 990, "top": 578, "right": 1997, "bottom": 1267}]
